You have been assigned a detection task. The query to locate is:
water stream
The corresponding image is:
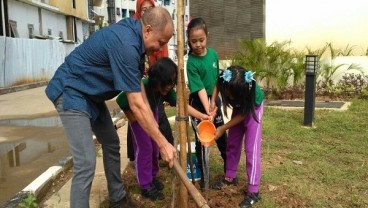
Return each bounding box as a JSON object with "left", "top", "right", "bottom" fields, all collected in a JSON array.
[{"left": 201, "top": 145, "right": 210, "bottom": 201}]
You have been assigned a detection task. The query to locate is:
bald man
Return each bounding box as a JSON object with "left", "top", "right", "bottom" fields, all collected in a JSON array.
[{"left": 45, "top": 7, "right": 176, "bottom": 208}]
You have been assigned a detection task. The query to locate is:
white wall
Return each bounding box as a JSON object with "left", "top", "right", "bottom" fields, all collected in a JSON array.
[
  {"left": 8, "top": 0, "right": 39, "bottom": 38},
  {"left": 330, "top": 56, "right": 368, "bottom": 81},
  {"left": 41, "top": 9, "right": 67, "bottom": 37},
  {"left": 115, "top": 0, "right": 136, "bottom": 22},
  {"left": 0, "top": 37, "right": 4, "bottom": 87},
  {"left": 1, "top": 37, "right": 77, "bottom": 88},
  {"left": 8, "top": 0, "right": 85, "bottom": 41},
  {"left": 76, "top": 20, "right": 84, "bottom": 43},
  {"left": 266, "top": 0, "right": 368, "bottom": 55}
]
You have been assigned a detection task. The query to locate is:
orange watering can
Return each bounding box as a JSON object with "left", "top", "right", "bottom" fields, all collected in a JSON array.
[{"left": 196, "top": 120, "right": 216, "bottom": 147}]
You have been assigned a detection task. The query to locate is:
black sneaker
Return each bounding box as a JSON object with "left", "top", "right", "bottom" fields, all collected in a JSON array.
[
  {"left": 142, "top": 185, "right": 164, "bottom": 201},
  {"left": 152, "top": 178, "right": 164, "bottom": 190},
  {"left": 109, "top": 195, "right": 139, "bottom": 208},
  {"left": 211, "top": 176, "right": 238, "bottom": 190},
  {"left": 239, "top": 192, "right": 261, "bottom": 208}
]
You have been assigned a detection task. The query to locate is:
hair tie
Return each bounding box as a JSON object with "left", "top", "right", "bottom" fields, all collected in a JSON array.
[
  {"left": 221, "top": 69, "right": 232, "bottom": 82},
  {"left": 244, "top": 71, "right": 256, "bottom": 84}
]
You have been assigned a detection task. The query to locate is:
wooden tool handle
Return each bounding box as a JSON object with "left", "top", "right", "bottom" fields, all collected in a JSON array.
[{"left": 173, "top": 160, "right": 210, "bottom": 208}]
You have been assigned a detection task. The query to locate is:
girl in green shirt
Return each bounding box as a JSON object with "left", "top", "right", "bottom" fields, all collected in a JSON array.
[{"left": 186, "top": 17, "right": 228, "bottom": 189}]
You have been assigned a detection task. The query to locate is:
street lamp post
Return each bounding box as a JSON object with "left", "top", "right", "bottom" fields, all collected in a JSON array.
[{"left": 304, "top": 55, "right": 318, "bottom": 127}]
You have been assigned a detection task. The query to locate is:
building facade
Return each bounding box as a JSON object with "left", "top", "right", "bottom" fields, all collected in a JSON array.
[
  {"left": 1, "top": 0, "right": 93, "bottom": 42},
  {"left": 93, "top": 0, "right": 190, "bottom": 60},
  {"left": 190, "top": 0, "right": 265, "bottom": 59}
]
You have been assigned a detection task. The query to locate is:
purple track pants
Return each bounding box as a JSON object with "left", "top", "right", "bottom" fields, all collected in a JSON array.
[
  {"left": 226, "top": 102, "right": 264, "bottom": 193},
  {"left": 129, "top": 109, "right": 159, "bottom": 189}
]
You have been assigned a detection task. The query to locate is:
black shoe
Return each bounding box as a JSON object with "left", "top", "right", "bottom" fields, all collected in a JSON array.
[
  {"left": 211, "top": 176, "right": 238, "bottom": 190},
  {"left": 152, "top": 177, "right": 164, "bottom": 190},
  {"left": 109, "top": 195, "right": 138, "bottom": 208},
  {"left": 239, "top": 192, "right": 261, "bottom": 208},
  {"left": 142, "top": 185, "right": 164, "bottom": 201}
]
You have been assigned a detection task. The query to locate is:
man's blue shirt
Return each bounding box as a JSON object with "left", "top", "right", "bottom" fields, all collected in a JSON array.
[{"left": 45, "top": 18, "right": 145, "bottom": 122}]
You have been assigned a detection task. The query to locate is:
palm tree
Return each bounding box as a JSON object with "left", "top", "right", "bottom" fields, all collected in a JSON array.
[
  {"left": 232, "top": 39, "right": 301, "bottom": 92},
  {"left": 310, "top": 42, "right": 362, "bottom": 93}
]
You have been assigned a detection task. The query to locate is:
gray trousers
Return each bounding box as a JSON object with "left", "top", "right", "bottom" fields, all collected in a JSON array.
[{"left": 54, "top": 96, "right": 126, "bottom": 207}]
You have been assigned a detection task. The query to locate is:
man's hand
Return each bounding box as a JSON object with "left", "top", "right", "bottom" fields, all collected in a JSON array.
[{"left": 159, "top": 141, "right": 177, "bottom": 168}]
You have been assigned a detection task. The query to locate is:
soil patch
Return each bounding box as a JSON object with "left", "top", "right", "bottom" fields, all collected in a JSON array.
[{"left": 120, "top": 161, "right": 247, "bottom": 208}]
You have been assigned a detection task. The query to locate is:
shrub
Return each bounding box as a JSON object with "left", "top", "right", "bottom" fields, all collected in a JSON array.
[{"left": 18, "top": 194, "right": 39, "bottom": 208}]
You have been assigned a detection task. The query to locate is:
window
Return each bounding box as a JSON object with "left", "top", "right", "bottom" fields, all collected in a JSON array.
[
  {"left": 48, "top": 29, "right": 52, "bottom": 36},
  {"left": 28, "top": 24, "right": 34, "bottom": 39},
  {"left": 116, "top": 8, "right": 121, "bottom": 16},
  {"left": 72, "top": 0, "right": 76, "bottom": 8},
  {"left": 59, "top": 31, "right": 63, "bottom": 40},
  {"left": 122, "top": 9, "right": 127, "bottom": 17},
  {"left": 164, "top": 0, "right": 170, "bottom": 6},
  {"left": 129, "top": 10, "right": 134, "bottom": 17},
  {"left": 9, "top": 20, "right": 19, "bottom": 38}
]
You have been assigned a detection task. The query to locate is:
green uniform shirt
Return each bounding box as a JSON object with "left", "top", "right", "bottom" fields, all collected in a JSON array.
[
  {"left": 255, "top": 83, "right": 265, "bottom": 106},
  {"left": 229, "top": 83, "right": 264, "bottom": 110},
  {"left": 186, "top": 48, "right": 219, "bottom": 95},
  {"left": 116, "top": 78, "right": 177, "bottom": 111}
]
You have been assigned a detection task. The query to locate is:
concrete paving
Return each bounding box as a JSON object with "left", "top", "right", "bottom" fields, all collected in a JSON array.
[
  {"left": 0, "top": 86, "right": 58, "bottom": 120},
  {"left": 42, "top": 124, "right": 129, "bottom": 208},
  {"left": 0, "top": 86, "right": 129, "bottom": 207}
]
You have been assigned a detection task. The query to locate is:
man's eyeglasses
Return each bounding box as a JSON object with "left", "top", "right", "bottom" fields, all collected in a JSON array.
[{"left": 141, "top": 6, "right": 153, "bottom": 12}]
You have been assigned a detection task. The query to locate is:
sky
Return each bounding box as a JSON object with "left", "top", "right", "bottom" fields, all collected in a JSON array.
[{"left": 266, "top": 0, "right": 368, "bottom": 55}]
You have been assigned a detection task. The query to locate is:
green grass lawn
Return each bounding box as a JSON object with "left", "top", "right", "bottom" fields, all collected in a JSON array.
[
  {"left": 167, "top": 99, "right": 368, "bottom": 207},
  {"left": 258, "top": 99, "right": 368, "bottom": 207}
]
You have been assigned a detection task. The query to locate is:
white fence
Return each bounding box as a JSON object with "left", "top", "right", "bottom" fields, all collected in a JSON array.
[{"left": 0, "top": 37, "right": 77, "bottom": 88}]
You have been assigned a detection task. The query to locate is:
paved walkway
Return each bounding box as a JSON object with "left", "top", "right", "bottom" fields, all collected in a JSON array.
[
  {"left": 0, "top": 86, "right": 129, "bottom": 207},
  {"left": 42, "top": 124, "right": 129, "bottom": 208},
  {"left": 0, "top": 86, "right": 57, "bottom": 120}
]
